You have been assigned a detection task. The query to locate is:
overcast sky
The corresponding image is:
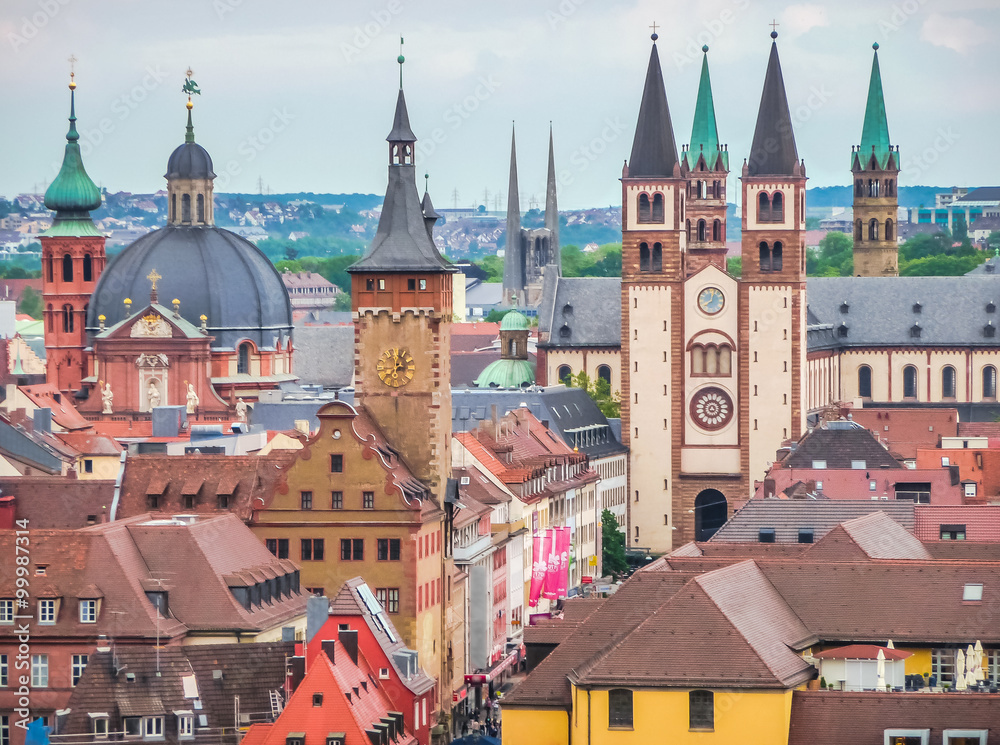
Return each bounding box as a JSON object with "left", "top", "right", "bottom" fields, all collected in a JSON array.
[{"left": 2, "top": 0, "right": 997, "bottom": 210}]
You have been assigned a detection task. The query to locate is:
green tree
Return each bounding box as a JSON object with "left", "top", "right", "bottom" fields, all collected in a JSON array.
[
  {"left": 333, "top": 291, "right": 352, "bottom": 311},
  {"left": 566, "top": 370, "right": 620, "bottom": 418},
  {"left": 274, "top": 259, "right": 302, "bottom": 273},
  {"left": 727, "top": 256, "right": 742, "bottom": 277},
  {"left": 484, "top": 309, "right": 510, "bottom": 323},
  {"left": 18, "top": 286, "right": 42, "bottom": 319},
  {"left": 600, "top": 509, "right": 628, "bottom": 578},
  {"left": 807, "top": 231, "right": 853, "bottom": 276}
]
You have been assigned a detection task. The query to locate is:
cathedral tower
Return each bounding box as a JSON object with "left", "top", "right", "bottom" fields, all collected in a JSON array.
[
  {"left": 681, "top": 46, "right": 730, "bottom": 276},
  {"left": 42, "top": 72, "right": 106, "bottom": 393},
  {"left": 740, "top": 31, "right": 809, "bottom": 491},
  {"left": 851, "top": 43, "right": 899, "bottom": 277}
]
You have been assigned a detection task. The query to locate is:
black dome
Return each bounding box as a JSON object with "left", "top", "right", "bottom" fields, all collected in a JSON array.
[
  {"left": 87, "top": 225, "right": 292, "bottom": 351},
  {"left": 166, "top": 142, "right": 216, "bottom": 180}
]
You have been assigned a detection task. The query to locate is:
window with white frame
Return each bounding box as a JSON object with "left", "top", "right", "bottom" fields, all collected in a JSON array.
[
  {"left": 932, "top": 649, "right": 955, "bottom": 685},
  {"left": 1, "top": 715, "right": 9, "bottom": 745},
  {"left": 0, "top": 654, "right": 7, "bottom": 686},
  {"left": 71, "top": 654, "right": 88, "bottom": 686},
  {"left": 176, "top": 713, "right": 193, "bottom": 739},
  {"left": 31, "top": 654, "right": 48, "bottom": 687},
  {"left": 123, "top": 717, "right": 141, "bottom": 738},
  {"left": 0, "top": 600, "right": 13, "bottom": 624},
  {"left": 143, "top": 716, "right": 164, "bottom": 739},
  {"left": 942, "top": 730, "right": 988, "bottom": 744},
  {"left": 38, "top": 598, "right": 56, "bottom": 624},
  {"left": 80, "top": 599, "right": 98, "bottom": 623},
  {"left": 89, "top": 714, "right": 109, "bottom": 740},
  {"left": 883, "top": 730, "right": 928, "bottom": 745}
]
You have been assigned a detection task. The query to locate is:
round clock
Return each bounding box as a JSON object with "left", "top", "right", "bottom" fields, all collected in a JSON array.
[
  {"left": 697, "top": 286, "right": 725, "bottom": 315},
  {"left": 377, "top": 347, "right": 415, "bottom": 388},
  {"left": 689, "top": 386, "right": 734, "bottom": 431}
]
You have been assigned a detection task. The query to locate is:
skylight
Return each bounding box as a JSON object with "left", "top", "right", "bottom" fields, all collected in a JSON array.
[{"left": 963, "top": 583, "right": 984, "bottom": 601}]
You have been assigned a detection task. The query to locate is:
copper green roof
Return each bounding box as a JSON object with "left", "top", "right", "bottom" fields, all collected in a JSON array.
[
  {"left": 44, "top": 85, "right": 102, "bottom": 229},
  {"left": 857, "top": 46, "right": 892, "bottom": 170},
  {"left": 499, "top": 309, "right": 530, "bottom": 331},
  {"left": 474, "top": 358, "right": 536, "bottom": 389},
  {"left": 684, "top": 48, "right": 727, "bottom": 172}
]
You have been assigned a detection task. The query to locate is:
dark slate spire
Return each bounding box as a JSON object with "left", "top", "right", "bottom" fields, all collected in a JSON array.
[
  {"left": 858, "top": 43, "right": 892, "bottom": 169},
  {"left": 747, "top": 33, "right": 800, "bottom": 177},
  {"left": 627, "top": 37, "right": 680, "bottom": 178},
  {"left": 544, "top": 124, "right": 561, "bottom": 275},
  {"left": 348, "top": 60, "right": 451, "bottom": 274},
  {"left": 503, "top": 125, "right": 524, "bottom": 296},
  {"left": 684, "top": 46, "right": 727, "bottom": 172},
  {"left": 421, "top": 173, "right": 441, "bottom": 242},
  {"left": 44, "top": 74, "right": 102, "bottom": 226}
]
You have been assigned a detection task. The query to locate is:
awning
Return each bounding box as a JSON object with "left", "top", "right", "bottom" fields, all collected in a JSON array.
[{"left": 465, "top": 649, "right": 519, "bottom": 686}]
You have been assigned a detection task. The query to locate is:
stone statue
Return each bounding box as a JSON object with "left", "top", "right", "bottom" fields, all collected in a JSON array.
[
  {"left": 147, "top": 381, "right": 161, "bottom": 410},
  {"left": 186, "top": 382, "right": 199, "bottom": 414},
  {"left": 101, "top": 382, "right": 114, "bottom": 414},
  {"left": 235, "top": 397, "right": 248, "bottom": 423}
]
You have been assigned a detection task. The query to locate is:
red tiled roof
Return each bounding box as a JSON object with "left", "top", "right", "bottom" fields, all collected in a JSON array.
[
  {"left": 808, "top": 512, "right": 932, "bottom": 561},
  {"left": 813, "top": 644, "right": 910, "bottom": 661},
  {"left": 6, "top": 476, "right": 116, "bottom": 528},
  {"left": 54, "top": 431, "right": 124, "bottom": 456},
  {"left": 914, "top": 505, "right": 1000, "bottom": 542},
  {"left": 19, "top": 383, "right": 92, "bottom": 430},
  {"left": 849, "top": 407, "right": 958, "bottom": 460}
]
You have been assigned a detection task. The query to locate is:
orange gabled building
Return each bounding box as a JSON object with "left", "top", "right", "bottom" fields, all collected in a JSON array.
[{"left": 242, "top": 638, "right": 417, "bottom": 745}]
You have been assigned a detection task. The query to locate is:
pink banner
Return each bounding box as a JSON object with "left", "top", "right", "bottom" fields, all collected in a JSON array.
[
  {"left": 556, "top": 527, "right": 570, "bottom": 597},
  {"left": 544, "top": 529, "right": 559, "bottom": 600},
  {"left": 528, "top": 531, "right": 549, "bottom": 608}
]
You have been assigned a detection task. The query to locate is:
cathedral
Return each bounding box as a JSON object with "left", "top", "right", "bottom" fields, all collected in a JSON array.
[{"left": 41, "top": 74, "right": 294, "bottom": 420}]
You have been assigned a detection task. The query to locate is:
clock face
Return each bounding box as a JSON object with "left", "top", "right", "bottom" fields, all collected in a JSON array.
[
  {"left": 377, "top": 347, "right": 416, "bottom": 388},
  {"left": 689, "top": 387, "right": 734, "bottom": 431},
  {"left": 698, "top": 286, "right": 725, "bottom": 315}
]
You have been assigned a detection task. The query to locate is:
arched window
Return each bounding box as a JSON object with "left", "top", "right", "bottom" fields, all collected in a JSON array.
[
  {"left": 984, "top": 366, "right": 997, "bottom": 399},
  {"left": 691, "top": 346, "right": 705, "bottom": 374},
  {"left": 686, "top": 220, "right": 692, "bottom": 242},
  {"left": 557, "top": 365, "right": 572, "bottom": 384},
  {"left": 712, "top": 180, "right": 720, "bottom": 199},
  {"left": 651, "top": 243, "right": 662, "bottom": 272},
  {"left": 182, "top": 193, "right": 192, "bottom": 222},
  {"left": 759, "top": 242, "right": 771, "bottom": 272},
  {"left": 608, "top": 689, "right": 633, "bottom": 728},
  {"left": 771, "top": 191, "right": 784, "bottom": 221},
  {"left": 597, "top": 365, "right": 611, "bottom": 384},
  {"left": 886, "top": 179, "right": 895, "bottom": 197},
  {"left": 869, "top": 219, "right": 879, "bottom": 241},
  {"left": 712, "top": 219, "right": 721, "bottom": 242},
  {"left": 62, "top": 254, "right": 73, "bottom": 282},
  {"left": 942, "top": 366, "right": 957, "bottom": 399},
  {"left": 170, "top": 193, "right": 176, "bottom": 221},
  {"left": 689, "top": 691, "right": 714, "bottom": 730},
  {"left": 699, "top": 181, "right": 707, "bottom": 199},
  {"left": 868, "top": 178, "right": 880, "bottom": 197},
  {"left": 83, "top": 254, "right": 93, "bottom": 283},
  {"left": 46, "top": 257, "right": 53, "bottom": 283},
  {"left": 238, "top": 342, "right": 252, "bottom": 375},
  {"left": 508, "top": 339, "right": 517, "bottom": 357},
  {"left": 705, "top": 345, "right": 718, "bottom": 375},
  {"left": 757, "top": 191, "right": 770, "bottom": 222},
  {"left": 651, "top": 193, "right": 664, "bottom": 223},
  {"left": 639, "top": 243, "right": 650, "bottom": 272},
  {"left": 637, "top": 193, "right": 651, "bottom": 223},
  {"left": 697, "top": 219, "right": 707, "bottom": 242},
  {"left": 885, "top": 219, "right": 894, "bottom": 241},
  {"left": 197, "top": 194, "right": 205, "bottom": 223},
  {"left": 46, "top": 304, "right": 53, "bottom": 332},
  {"left": 855, "top": 219, "right": 863, "bottom": 241},
  {"left": 694, "top": 489, "right": 727, "bottom": 541},
  {"left": 858, "top": 366, "right": 872, "bottom": 398},
  {"left": 903, "top": 365, "right": 918, "bottom": 399},
  {"left": 772, "top": 241, "right": 783, "bottom": 271},
  {"left": 62, "top": 304, "right": 74, "bottom": 333},
  {"left": 855, "top": 179, "right": 864, "bottom": 197},
  {"left": 718, "top": 346, "right": 732, "bottom": 375}
]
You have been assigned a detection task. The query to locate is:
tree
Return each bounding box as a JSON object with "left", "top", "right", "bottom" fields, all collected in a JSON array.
[
  {"left": 566, "top": 370, "right": 620, "bottom": 418},
  {"left": 484, "top": 309, "right": 510, "bottom": 323},
  {"left": 601, "top": 509, "right": 628, "bottom": 578},
  {"left": 807, "top": 231, "right": 853, "bottom": 276},
  {"left": 18, "top": 286, "right": 42, "bottom": 319},
  {"left": 727, "top": 256, "right": 742, "bottom": 277},
  {"left": 333, "top": 291, "right": 352, "bottom": 311}
]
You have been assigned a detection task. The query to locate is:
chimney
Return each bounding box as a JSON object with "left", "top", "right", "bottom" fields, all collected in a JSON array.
[
  {"left": 288, "top": 656, "right": 306, "bottom": 693},
  {"left": 338, "top": 628, "right": 359, "bottom": 665},
  {"left": 33, "top": 407, "right": 51, "bottom": 434},
  {"left": 321, "top": 640, "right": 336, "bottom": 663}
]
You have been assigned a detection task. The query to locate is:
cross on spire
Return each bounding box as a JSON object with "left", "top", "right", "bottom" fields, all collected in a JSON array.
[
  {"left": 769, "top": 18, "right": 780, "bottom": 32},
  {"left": 649, "top": 21, "right": 659, "bottom": 40},
  {"left": 68, "top": 54, "right": 77, "bottom": 77}
]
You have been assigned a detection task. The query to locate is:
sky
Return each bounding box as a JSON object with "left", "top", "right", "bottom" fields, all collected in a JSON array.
[{"left": 1, "top": 0, "right": 998, "bottom": 210}]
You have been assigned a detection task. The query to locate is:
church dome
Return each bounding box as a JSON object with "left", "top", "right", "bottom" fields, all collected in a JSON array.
[
  {"left": 165, "top": 141, "right": 215, "bottom": 180},
  {"left": 86, "top": 225, "right": 292, "bottom": 351},
  {"left": 474, "top": 358, "right": 536, "bottom": 389},
  {"left": 500, "top": 309, "right": 530, "bottom": 331}
]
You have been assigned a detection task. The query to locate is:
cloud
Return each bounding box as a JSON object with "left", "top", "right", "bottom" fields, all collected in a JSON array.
[
  {"left": 920, "top": 13, "right": 991, "bottom": 53},
  {"left": 783, "top": 5, "right": 830, "bottom": 36}
]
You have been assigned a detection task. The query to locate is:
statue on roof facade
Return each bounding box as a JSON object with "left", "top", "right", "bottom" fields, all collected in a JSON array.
[{"left": 101, "top": 381, "right": 113, "bottom": 414}]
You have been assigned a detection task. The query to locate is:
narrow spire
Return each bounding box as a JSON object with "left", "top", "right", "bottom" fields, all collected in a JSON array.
[
  {"left": 858, "top": 43, "right": 892, "bottom": 169},
  {"left": 503, "top": 125, "right": 524, "bottom": 297},
  {"left": 747, "top": 32, "right": 799, "bottom": 177},
  {"left": 182, "top": 68, "right": 201, "bottom": 144},
  {"left": 421, "top": 173, "right": 440, "bottom": 241},
  {"left": 44, "top": 70, "right": 102, "bottom": 226},
  {"left": 398, "top": 36, "right": 404, "bottom": 88},
  {"left": 685, "top": 46, "right": 726, "bottom": 171},
  {"left": 627, "top": 36, "right": 680, "bottom": 178},
  {"left": 387, "top": 89, "right": 417, "bottom": 143},
  {"left": 545, "top": 123, "right": 561, "bottom": 274}
]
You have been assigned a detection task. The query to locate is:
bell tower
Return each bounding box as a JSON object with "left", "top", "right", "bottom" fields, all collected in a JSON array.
[
  {"left": 740, "top": 31, "right": 808, "bottom": 488},
  {"left": 852, "top": 43, "right": 899, "bottom": 277},
  {"left": 42, "top": 69, "right": 106, "bottom": 393}
]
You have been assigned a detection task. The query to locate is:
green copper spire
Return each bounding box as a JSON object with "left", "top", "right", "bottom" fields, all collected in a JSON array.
[
  {"left": 858, "top": 43, "right": 892, "bottom": 169},
  {"left": 43, "top": 73, "right": 103, "bottom": 237},
  {"left": 684, "top": 46, "right": 727, "bottom": 171}
]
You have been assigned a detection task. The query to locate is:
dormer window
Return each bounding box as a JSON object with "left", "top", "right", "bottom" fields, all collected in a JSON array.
[
  {"left": 912, "top": 302, "right": 922, "bottom": 313},
  {"left": 286, "top": 734, "right": 305, "bottom": 745},
  {"left": 38, "top": 598, "right": 57, "bottom": 624},
  {"left": 987, "top": 302, "right": 996, "bottom": 313},
  {"left": 839, "top": 302, "right": 849, "bottom": 314},
  {"left": 313, "top": 693, "right": 323, "bottom": 707},
  {"left": 910, "top": 324, "right": 921, "bottom": 339},
  {"left": 145, "top": 591, "right": 169, "bottom": 618}
]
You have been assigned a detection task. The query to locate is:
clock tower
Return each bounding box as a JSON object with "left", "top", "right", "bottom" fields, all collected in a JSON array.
[{"left": 347, "top": 61, "right": 455, "bottom": 497}]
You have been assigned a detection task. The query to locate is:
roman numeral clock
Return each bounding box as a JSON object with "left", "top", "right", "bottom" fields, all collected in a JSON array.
[{"left": 376, "top": 347, "right": 416, "bottom": 388}]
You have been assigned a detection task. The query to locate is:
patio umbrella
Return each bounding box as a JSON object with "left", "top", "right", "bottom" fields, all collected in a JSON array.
[
  {"left": 975, "top": 640, "right": 985, "bottom": 682},
  {"left": 956, "top": 649, "right": 967, "bottom": 690},
  {"left": 876, "top": 648, "right": 886, "bottom": 690}
]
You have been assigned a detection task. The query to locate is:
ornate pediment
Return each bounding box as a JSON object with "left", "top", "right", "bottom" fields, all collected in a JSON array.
[
  {"left": 130, "top": 313, "right": 171, "bottom": 338},
  {"left": 135, "top": 353, "right": 170, "bottom": 368}
]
